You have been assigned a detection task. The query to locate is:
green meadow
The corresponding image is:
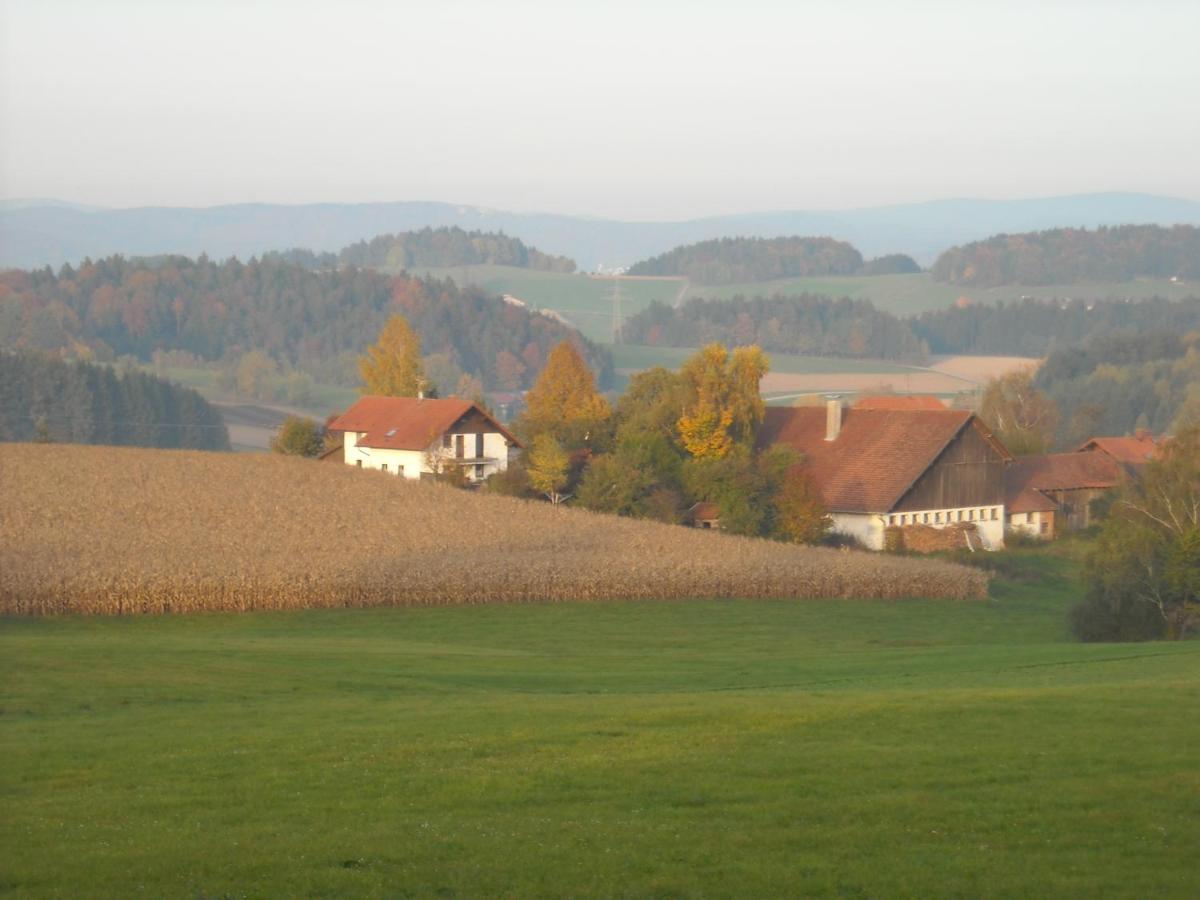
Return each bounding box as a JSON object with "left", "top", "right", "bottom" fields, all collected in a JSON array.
[{"left": 2, "top": 550, "right": 1198, "bottom": 897}]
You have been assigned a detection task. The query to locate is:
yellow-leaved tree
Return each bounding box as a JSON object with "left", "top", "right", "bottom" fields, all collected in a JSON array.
[
  {"left": 359, "top": 314, "right": 426, "bottom": 396},
  {"left": 522, "top": 340, "right": 611, "bottom": 447},
  {"left": 676, "top": 343, "right": 769, "bottom": 459}
]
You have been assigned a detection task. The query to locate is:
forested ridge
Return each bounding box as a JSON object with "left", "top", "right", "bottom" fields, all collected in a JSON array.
[
  {"left": 623, "top": 295, "right": 929, "bottom": 363},
  {"left": 913, "top": 296, "right": 1200, "bottom": 356},
  {"left": 1034, "top": 330, "right": 1200, "bottom": 445},
  {"left": 931, "top": 224, "right": 1200, "bottom": 287},
  {"left": 336, "top": 227, "right": 576, "bottom": 272},
  {"left": 0, "top": 351, "right": 229, "bottom": 450},
  {"left": 627, "top": 236, "right": 866, "bottom": 283},
  {"left": 0, "top": 254, "right": 611, "bottom": 393}
]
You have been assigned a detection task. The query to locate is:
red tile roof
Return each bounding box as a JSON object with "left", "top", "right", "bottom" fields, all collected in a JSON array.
[
  {"left": 327, "top": 396, "right": 519, "bottom": 451},
  {"left": 854, "top": 394, "right": 947, "bottom": 410},
  {"left": 1004, "top": 452, "right": 1121, "bottom": 513},
  {"left": 1076, "top": 433, "right": 1160, "bottom": 467},
  {"left": 758, "top": 407, "right": 1002, "bottom": 513}
]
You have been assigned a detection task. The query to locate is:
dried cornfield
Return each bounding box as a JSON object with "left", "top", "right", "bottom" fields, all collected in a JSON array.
[{"left": 0, "top": 444, "right": 988, "bottom": 614}]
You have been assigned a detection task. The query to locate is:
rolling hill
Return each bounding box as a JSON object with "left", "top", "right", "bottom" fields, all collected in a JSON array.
[{"left": 4, "top": 192, "right": 1198, "bottom": 271}]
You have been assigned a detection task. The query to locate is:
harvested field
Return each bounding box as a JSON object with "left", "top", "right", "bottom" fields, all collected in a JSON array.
[
  {"left": 927, "top": 355, "right": 1042, "bottom": 382},
  {"left": 0, "top": 444, "right": 987, "bottom": 614}
]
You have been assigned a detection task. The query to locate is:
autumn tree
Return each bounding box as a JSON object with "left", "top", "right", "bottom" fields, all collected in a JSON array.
[
  {"left": 1071, "top": 425, "right": 1200, "bottom": 641},
  {"left": 526, "top": 433, "right": 571, "bottom": 504},
  {"left": 676, "top": 343, "right": 769, "bottom": 459},
  {"left": 979, "top": 367, "right": 1059, "bottom": 454},
  {"left": 521, "top": 340, "right": 611, "bottom": 448},
  {"left": 774, "top": 466, "right": 833, "bottom": 544},
  {"left": 358, "top": 313, "right": 426, "bottom": 397},
  {"left": 270, "top": 416, "right": 324, "bottom": 457}
]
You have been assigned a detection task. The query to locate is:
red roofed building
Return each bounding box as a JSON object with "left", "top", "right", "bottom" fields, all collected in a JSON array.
[
  {"left": 1076, "top": 430, "right": 1161, "bottom": 470},
  {"left": 758, "top": 399, "right": 1011, "bottom": 550},
  {"left": 326, "top": 395, "right": 521, "bottom": 484},
  {"left": 1004, "top": 452, "right": 1121, "bottom": 538}
]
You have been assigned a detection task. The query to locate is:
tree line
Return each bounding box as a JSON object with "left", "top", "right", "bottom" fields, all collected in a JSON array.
[
  {"left": 0, "top": 253, "right": 611, "bottom": 394},
  {"left": 623, "top": 295, "right": 929, "bottom": 363},
  {"left": 0, "top": 351, "right": 229, "bottom": 450},
  {"left": 487, "top": 341, "right": 831, "bottom": 544},
  {"left": 931, "top": 224, "right": 1200, "bottom": 287},
  {"left": 913, "top": 295, "right": 1200, "bottom": 357}
]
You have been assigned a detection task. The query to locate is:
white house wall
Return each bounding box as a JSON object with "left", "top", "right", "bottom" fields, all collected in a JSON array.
[
  {"left": 830, "top": 513, "right": 887, "bottom": 550},
  {"left": 341, "top": 430, "right": 514, "bottom": 482},
  {"left": 831, "top": 504, "right": 1007, "bottom": 551}
]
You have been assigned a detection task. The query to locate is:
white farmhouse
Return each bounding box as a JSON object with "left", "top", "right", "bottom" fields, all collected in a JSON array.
[{"left": 325, "top": 395, "right": 521, "bottom": 484}]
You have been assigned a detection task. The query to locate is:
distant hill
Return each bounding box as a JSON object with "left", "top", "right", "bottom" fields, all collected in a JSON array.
[
  {"left": 4, "top": 193, "right": 1199, "bottom": 271},
  {"left": 931, "top": 224, "right": 1200, "bottom": 287},
  {"left": 0, "top": 254, "right": 612, "bottom": 392},
  {"left": 627, "top": 236, "right": 862, "bottom": 283},
  {"left": 337, "top": 226, "right": 575, "bottom": 273}
]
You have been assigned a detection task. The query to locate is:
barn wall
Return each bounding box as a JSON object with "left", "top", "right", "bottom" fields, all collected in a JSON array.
[{"left": 894, "top": 423, "right": 1007, "bottom": 513}]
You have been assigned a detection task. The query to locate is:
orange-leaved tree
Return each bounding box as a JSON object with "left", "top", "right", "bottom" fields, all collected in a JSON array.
[
  {"left": 676, "top": 343, "right": 769, "bottom": 459},
  {"left": 522, "top": 340, "right": 611, "bottom": 448},
  {"left": 359, "top": 313, "right": 426, "bottom": 397}
]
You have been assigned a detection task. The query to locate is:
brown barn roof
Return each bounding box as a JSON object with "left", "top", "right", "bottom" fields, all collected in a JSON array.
[
  {"left": 1005, "top": 452, "right": 1121, "bottom": 514},
  {"left": 1076, "top": 433, "right": 1160, "bottom": 467},
  {"left": 327, "top": 396, "right": 520, "bottom": 451},
  {"left": 854, "top": 394, "right": 946, "bottom": 410},
  {"left": 758, "top": 407, "right": 1006, "bottom": 513}
]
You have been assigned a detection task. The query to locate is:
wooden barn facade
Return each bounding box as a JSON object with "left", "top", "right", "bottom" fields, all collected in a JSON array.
[{"left": 758, "top": 399, "right": 1011, "bottom": 550}]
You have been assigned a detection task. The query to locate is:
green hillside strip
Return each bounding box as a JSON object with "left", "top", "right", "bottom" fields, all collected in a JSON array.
[
  {"left": 2, "top": 552, "right": 1198, "bottom": 897},
  {"left": 410, "top": 265, "right": 682, "bottom": 344}
]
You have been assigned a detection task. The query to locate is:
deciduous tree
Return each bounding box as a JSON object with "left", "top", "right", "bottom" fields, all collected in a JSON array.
[
  {"left": 522, "top": 340, "right": 611, "bottom": 447},
  {"left": 359, "top": 313, "right": 426, "bottom": 397},
  {"left": 270, "top": 416, "right": 324, "bottom": 457},
  {"left": 979, "top": 367, "right": 1059, "bottom": 454},
  {"left": 526, "top": 433, "right": 571, "bottom": 504}
]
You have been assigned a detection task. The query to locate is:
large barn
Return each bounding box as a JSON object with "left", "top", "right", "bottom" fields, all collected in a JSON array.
[{"left": 758, "top": 399, "right": 1012, "bottom": 550}]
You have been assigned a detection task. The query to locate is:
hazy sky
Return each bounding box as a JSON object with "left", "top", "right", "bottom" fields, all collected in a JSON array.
[{"left": 2, "top": 0, "right": 1197, "bottom": 219}]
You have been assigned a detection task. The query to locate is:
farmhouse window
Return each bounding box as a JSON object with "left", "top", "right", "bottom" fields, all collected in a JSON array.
[
  {"left": 991, "top": 508, "right": 998, "bottom": 521},
  {"left": 443, "top": 434, "right": 452, "bottom": 449},
  {"left": 381, "top": 463, "right": 388, "bottom": 472},
  {"left": 398, "top": 465, "right": 405, "bottom": 476},
  {"left": 455, "top": 434, "right": 465, "bottom": 459},
  {"left": 356, "top": 460, "right": 363, "bottom": 468},
  {"left": 475, "top": 433, "right": 484, "bottom": 458}
]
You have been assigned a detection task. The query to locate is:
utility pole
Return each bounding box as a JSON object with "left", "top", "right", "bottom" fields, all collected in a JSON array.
[{"left": 609, "top": 279, "right": 624, "bottom": 344}]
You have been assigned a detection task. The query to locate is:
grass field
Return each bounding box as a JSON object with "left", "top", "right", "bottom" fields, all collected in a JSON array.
[
  {"left": 3, "top": 549, "right": 1198, "bottom": 897},
  {"left": 414, "top": 266, "right": 1194, "bottom": 332},
  {"left": 410, "top": 265, "right": 683, "bottom": 344}
]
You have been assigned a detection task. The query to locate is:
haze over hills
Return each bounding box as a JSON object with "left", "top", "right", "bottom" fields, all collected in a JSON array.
[{"left": 3, "top": 192, "right": 1200, "bottom": 272}]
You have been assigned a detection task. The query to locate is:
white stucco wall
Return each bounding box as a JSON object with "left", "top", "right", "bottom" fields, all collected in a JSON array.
[
  {"left": 832, "top": 504, "right": 1008, "bottom": 550},
  {"left": 341, "top": 430, "right": 514, "bottom": 483},
  {"left": 830, "top": 513, "right": 887, "bottom": 550},
  {"left": 1007, "top": 510, "right": 1053, "bottom": 539}
]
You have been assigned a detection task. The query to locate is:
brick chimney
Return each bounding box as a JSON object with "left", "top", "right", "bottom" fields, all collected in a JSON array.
[{"left": 825, "top": 395, "right": 842, "bottom": 442}]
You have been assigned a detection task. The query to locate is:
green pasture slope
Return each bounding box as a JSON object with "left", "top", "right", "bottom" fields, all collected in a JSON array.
[
  {"left": 2, "top": 550, "right": 1198, "bottom": 897},
  {"left": 410, "top": 265, "right": 683, "bottom": 344},
  {"left": 414, "top": 265, "right": 1194, "bottom": 335}
]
